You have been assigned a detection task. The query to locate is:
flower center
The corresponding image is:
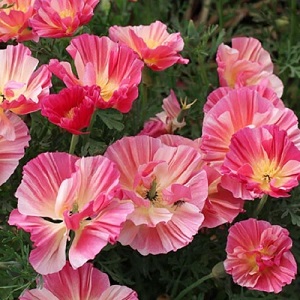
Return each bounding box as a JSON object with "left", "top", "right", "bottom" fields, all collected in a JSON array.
[{"left": 146, "top": 180, "right": 157, "bottom": 201}]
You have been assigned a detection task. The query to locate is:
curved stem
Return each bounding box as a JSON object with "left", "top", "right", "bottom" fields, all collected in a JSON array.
[
  {"left": 253, "top": 194, "right": 268, "bottom": 218},
  {"left": 69, "top": 134, "right": 79, "bottom": 155},
  {"left": 174, "top": 273, "right": 214, "bottom": 300}
]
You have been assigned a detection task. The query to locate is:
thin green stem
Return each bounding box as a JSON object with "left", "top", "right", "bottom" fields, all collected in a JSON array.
[
  {"left": 174, "top": 273, "right": 214, "bottom": 300},
  {"left": 216, "top": 0, "right": 224, "bottom": 29},
  {"left": 253, "top": 194, "right": 268, "bottom": 218},
  {"left": 69, "top": 134, "right": 79, "bottom": 155}
]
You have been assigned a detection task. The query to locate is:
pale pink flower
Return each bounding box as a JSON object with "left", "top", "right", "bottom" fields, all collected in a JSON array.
[
  {"left": 109, "top": 21, "right": 189, "bottom": 71},
  {"left": 217, "top": 37, "right": 283, "bottom": 97},
  {"left": 138, "top": 90, "right": 186, "bottom": 137},
  {"left": 0, "top": 111, "right": 30, "bottom": 186},
  {"left": 0, "top": 0, "right": 38, "bottom": 42},
  {"left": 221, "top": 125, "right": 300, "bottom": 199},
  {"left": 104, "top": 135, "right": 208, "bottom": 255},
  {"left": 0, "top": 44, "right": 52, "bottom": 115},
  {"left": 30, "top": 0, "right": 100, "bottom": 38},
  {"left": 201, "top": 87, "right": 300, "bottom": 167},
  {"left": 41, "top": 85, "right": 100, "bottom": 135},
  {"left": 204, "top": 85, "right": 284, "bottom": 114},
  {"left": 8, "top": 152, "right": 134, "bottom": 274},
  {"left": 49, "top": 34, "right": 143, "bottom": 113},
  {"left": 20, "top": 261, "right": 138, "bottom": 300},
  {"left": 225, "top": 218, "right": 297, "bottom": 293}
]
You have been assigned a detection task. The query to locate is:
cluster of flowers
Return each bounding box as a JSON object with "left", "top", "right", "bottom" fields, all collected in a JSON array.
[{"left": 1, "top": 0, "right": 298, "bottom": 298}]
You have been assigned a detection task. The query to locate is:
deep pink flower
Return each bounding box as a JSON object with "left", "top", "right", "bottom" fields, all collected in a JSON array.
[
  {"left": 138, "top": 90, "right": 185, "bottom": 137},
  {"left": 30, "top": 0, "right": 100, "bottom": 38},
  {"left": 9, "top": 152, "right": 134, "bottom": 274},
  {"left": 41, "top": 85, "right": 100, "bottom": 134},
  {"left": 0, "top": 111, "right": 30, "bottom": 186},
  {"left": 221, "top": 125, "right": 300, "bottom": 199},
  {"left": 201, "top": 87, "right": 300, "bottom": 167},
  {"left": 49, "top": 34, "right": 143, "bottom": 113},
  {"left": 217, "top": 37, "right": 283, "bottom": 97},
  {"left": 20, "top": 261, "right": 138, "bottom": 300},
  {"left": 0, "top": 0, "right": 38, "bottom": 42},
  {"left": 109, "top": 21, "right": 189, "bottom": 71},
  {"left": 0, "top": 44, "right": 52, "bottom": 114},
  {"left": 105, "top": 135, "right": 208, "bottom": 255},
  {"left": 225, "top": 218, "right": 297, "bottom": 293}
]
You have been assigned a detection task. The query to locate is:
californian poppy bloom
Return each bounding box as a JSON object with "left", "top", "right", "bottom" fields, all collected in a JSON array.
[
  {"left": 105, "top": 135, "right": 208, "bottom": 255},
  {"left": 225, "top": 218, "right": 297, "bottom": 293},
  {"left": 41, "top": 85, "right": 100, "bottom": 134},
  {"left": 9, "top": 152, "right": 134, "bottom": 274},
  {"left": 49, "top": 34, "right": 144, "bottom": 113},
  {"left": 109, "top": 21, "right": 189, "bottom": 71},
  {"left": 217, "top": 37, "right": 283, "bottom": 97},
  {"left": 221, "top": 125, "right": 300, "bottom": 199},
  {"left": 30, "top": 0, "right": 100, "bottom": 38},
  {"left": 0, "top": 44, "right": 52, "bottom": 115},
  {"left": 20, "top": 262, "right": 138, "bottom": 300}
]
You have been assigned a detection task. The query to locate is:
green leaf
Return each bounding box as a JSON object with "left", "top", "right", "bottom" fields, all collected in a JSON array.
[{"left": 96, "top": 109, "right": 125, "bottom": 131}]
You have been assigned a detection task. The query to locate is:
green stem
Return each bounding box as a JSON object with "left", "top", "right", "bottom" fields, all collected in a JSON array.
[
  {"left": 216, "top": 0, "right": 224, "bottom": 29},
  {"left": 253, "top": 194, "right": 268, "bottom": 218},
  {"left": 69, "top": 134, "right": 79, "bottom": 155},
  {"left": 174, "top": 273, "right": 214, "bottom": 300}
]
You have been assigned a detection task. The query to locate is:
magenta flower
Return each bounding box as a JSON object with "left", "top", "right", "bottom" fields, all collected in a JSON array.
[
  {"left": 41, "top": 85, "right": 100, "bottom": 134},
  {"left": 221, "top": 125, "right": 300, "bottom": 199},
  {"left": 138, "top": 90, "right": 185, "bottom": 137},
  {"left": 0, "top": 0, "right": 38, "bottom": 42},
  {"left": 20, "top": 261, "right": 138, "bottom": 300},
  {"left": 30, "top": 0, "right": 100, "bottom": 38},
  {"left": 9, "top": 152, "right": 134, "bottom": 274},
  {"left": 225, "top": 218, "right": 297, "bottom": 293},
  {"left": 0, "top": 43, "right": 52, "bottom": 115},
  {"left": 49, "top": 34, "right": 144, "bottom": 113},
  {"left": 201, "top": 87, "right": 300, "bottom": 167},
  {"left": 109, "top": 21, "right": 189, "bottom": 71},
  {"left": 217, "top": 37, "right": 283, "bottom": 97},
  {"left": 105, "top": 135, "right": 208, "bottom": 255},
  {"left": 0, "top": 111, "right": 30, "bottom": 186}
]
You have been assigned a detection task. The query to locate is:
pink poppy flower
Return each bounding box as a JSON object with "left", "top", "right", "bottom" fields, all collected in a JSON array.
[
  {"left": 8, "top": 152, "right": 134, "bottom": 274},
  {"left": 104, "top": 135, "right": 208, "bottom": 255},
  {"left": 0, "top": 0, "right": 38, "bottom": 42},
  {"left": 201, "top": 87, "right": 300, "bottom": 167},
  {"left": 221, "top": 125, "right": 300, "bottom": 199},
  {"left": 30, "top": 0, "right": 100, "bottom": 38},
  {"left": 217, "top": 37, "right": 283, "bottom": 97},
  {"left": 0, "top": 111, "right": 30, "bottom": 186},
  {"left": 41, "top": 85, "right": 100, "bottom": 135},
  {"left": 204, "top": 85, "right": 284, "bottom": 114},
  {"left": 138, "top": 90, "right": 185, "bottom": 137},
  {"left": 0, "top": 43, "right": 52, "bottom": 115},
  {"left": 109, "top": 21, "right": 189, "bottom": 71},
  {"left": 20, "top": 261, "right": 138, "bottom": 300},
  {"left": 225, "top": 218, "right": 297, "bottom": 293},
  {"left": 49, "top": 34, "right": 143, "bottom": 113}
]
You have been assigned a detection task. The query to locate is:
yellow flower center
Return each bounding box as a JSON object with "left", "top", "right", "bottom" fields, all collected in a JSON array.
[{"left": 252, "top": 159, "right": 281, "bottom": 192}]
